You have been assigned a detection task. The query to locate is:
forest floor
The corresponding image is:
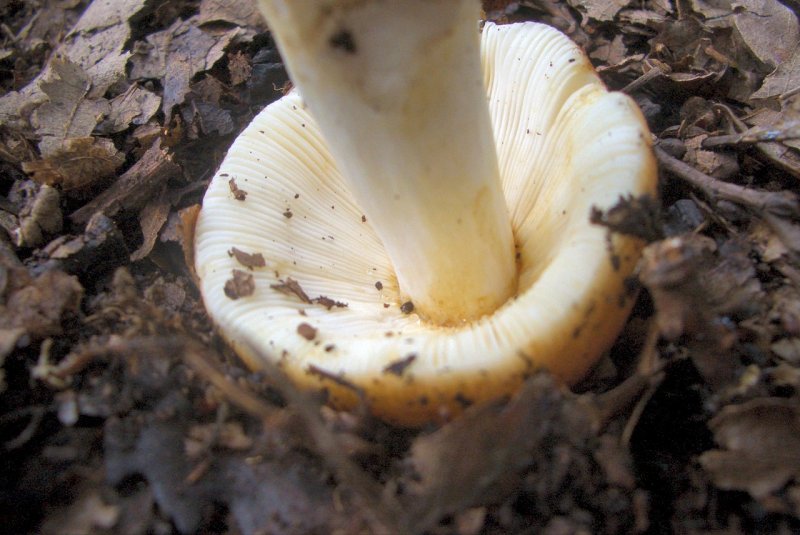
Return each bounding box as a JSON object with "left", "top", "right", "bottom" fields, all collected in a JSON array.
[{"left": 2, "top": 0, "right": 800, "bottom": 533}]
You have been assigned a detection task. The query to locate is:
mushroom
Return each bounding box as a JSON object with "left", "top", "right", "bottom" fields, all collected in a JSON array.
[{"left": 194, "top": 0, "right": 657, "bottom": 425}]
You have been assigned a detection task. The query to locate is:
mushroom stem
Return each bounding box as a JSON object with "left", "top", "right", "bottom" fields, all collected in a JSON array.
[{"left": 255, "top": 0, "right": 517, "bottom": 324}]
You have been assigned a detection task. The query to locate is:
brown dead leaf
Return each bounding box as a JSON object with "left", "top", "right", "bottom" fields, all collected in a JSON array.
[
  {"left": 224, "top": 269, "right": 255, "bottom": 299},
  {"left": 400, "top": 374, "right": 595, "bottom": 532},
  {"left": 753, "top": 47, "right": 800, "bottom": 100},
  {"left": 70, "top": 138, "right": 182, "bottom": 226},
  {"left": 270, "top": 278, "right": 311, "bottom": 304},
  {"left": 60, "top": 0, "right": 146, "bottom": 97},
  {"left": 700, "top": 398, "right": 800, "bottom": 499},
  {"left": 179, "top": 205, "right": 201, "bottom": 283},
  {"left": 32, "top": 58, "right": 110, "bottom": 157},
  {"left": 590, "top": 34, "right": 628, "bottom": 67},
  {"left": 129, "top": 18, "right": 241, "bottom": 119},
  {"left": 198, "top": 0, "right": 266, "bottom": 28},
  {"left": 684, "top": 136, "right": 740, "bottom": 180},
  {"left": 182, "top": 97, "right": 235, "bottom": 137},
  {"left": 104, "top": 411, "right": 352, "bottom": 534},
  {"left": 97, "top": 84, "right": 162, "bottom": 135},
  {"left": 732, "top": 0, "right": 799, "bottom": 70},
  {"left": 570, "top": 0, "right": 631, "bottom": 22},
  {"left": 0, "top": 0, "right": 145, "bottom": 129},
  {"left": 228, "top": 51, "right": 253, "bottom": 86},
  {"left": 0, "top": 269, "right": 83, "bottom": 339},
  {"left": 23, "top": 137, "right": 125, "bottom": 191},
  {"left": 130, "top": 196, "right": 171, "bottom": 262},
  {"left": 640, "top": 235, "right": 763, "bottom": 388},
  {"left": 191, "top": 76, "right": 227, "bottom": 105}
]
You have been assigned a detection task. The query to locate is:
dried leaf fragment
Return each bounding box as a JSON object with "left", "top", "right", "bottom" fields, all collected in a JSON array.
[
  {"left": 228, "top": 247, "right": 266, "bottom": 269},
  {"left": 382, "top": 354, "right": 417, "bottom": 376},
  {"left": 130, "top": 197, "right": 171, "bottom": 262},
  {"left": 224, "top": 269, "right": 255, "bottom": 299},
  {"left": 129, "top": 18, "right": 240, "bottom": 119},
  {"left": 99, "top": 84, "right": 162, "bottom": 134},
  {"left": 270, "top": 277, "right": 311, "bottom": 304},
  {"left": 700, "top": 398, "right": 800, "bottom": 499},
  {"left": 23, "top": 137, "right": 125, "bottom": 191},
  {"left": 312, "top": 296, "right": 348, "bottom": 310},
  {"left": 198, "top": 0, "right": 265, "bottom": 27},
  {"left": 228, "top": 178, "right": 247, "bottom": 201},
  {"left": 0, "top": 269, "right": 83, "bottom": 338},
  {"left": 570, "top": 0, "right": 631, "bottom": 22},
  {"left": 33, "top": 58, "right": 110, "bottom": 157}
]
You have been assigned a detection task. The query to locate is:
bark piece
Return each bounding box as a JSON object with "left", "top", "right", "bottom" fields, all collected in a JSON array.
[{"left": 70, "top": 138, "right": 181, "bottom": 226}]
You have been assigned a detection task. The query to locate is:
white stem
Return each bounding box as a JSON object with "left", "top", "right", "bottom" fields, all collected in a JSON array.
[{"left": 256, "top": 0, "right": 516, "bottom": 324}]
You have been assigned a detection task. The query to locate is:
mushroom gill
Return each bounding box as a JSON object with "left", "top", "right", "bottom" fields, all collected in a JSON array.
[{"left": 194, "top": 18, "right": 657, "bottom": 426}]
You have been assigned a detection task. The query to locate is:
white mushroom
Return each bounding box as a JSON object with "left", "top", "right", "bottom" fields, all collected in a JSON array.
[{"left": 195, "top": 0, "right": 657, "bottom": 425}]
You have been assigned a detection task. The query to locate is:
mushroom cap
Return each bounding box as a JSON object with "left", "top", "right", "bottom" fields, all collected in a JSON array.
[{"left": 195, "top": 22, "right": 657, "bottom": 426}]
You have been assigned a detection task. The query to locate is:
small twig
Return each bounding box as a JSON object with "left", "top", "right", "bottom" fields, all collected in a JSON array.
[
  {"left": 621, "top": 64, "right": 667, "bottom": 94},
  {"left": 712, "top": 102, "right": 800, "bottom": 180},
  {"left": 2, "top": 406, "right": 46, "bottom": 450},
  {"left": 701, "top": 129, "right": 800, "bottom": 149},
  {"left": 588, "top": 323, "right": 664, "bottom": 436},
  {"left": 180, "top": 344, "right": 277, "bottom": 421},
  {"left": 654, "top": 144, "right": 800, "bottom": 218},
  {"left": 620, "top": 374, "right": 664, "bottom": 447}
]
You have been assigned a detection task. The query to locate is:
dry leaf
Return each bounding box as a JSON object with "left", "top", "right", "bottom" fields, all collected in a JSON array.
[
  {"left": 400, "top": 375, "right": 600, "bottom": 532},
  {"left": 98, "top": 84, "right": 162, "bottom": 134},
  {"left": 700, "top": 398, "right": 800, "bottom": 499},
  {"left": 752, "top": 47, "right": 800, "bottom": 100},
  {"left": 130, "top": 196, "right": 171, "bottom": 262},
  {"left": 179, "top": 205, "right": 201, "bottom": 283},
  {"left": 0, "top": 269, "right": 83, "bottom": 339},
  {"left": 59, "top": 0, "right": 147, "bottom": 97},
  {"left": 32, "top": 58, "right": 110, "bottom": 157},
  {"left": 732, "top": 0, "right": 799, "bottom": 70},
  {"left": 23, "top": 137, "right": 125, "bottom": 190},
  {"left": 228, "top": 51, "right": 253, "bottom": 86},
  {"left": 569, "top": 0, "right": 631, "bottom": 22},
  {"left": 129, "top": 18, "right": 241, "bottom": 119},
  {"left": 0, "top": 0, "right": 145, "bottom": 129},
  {"left": 198, "top": 0, "right": 265, "bottom": 28}
]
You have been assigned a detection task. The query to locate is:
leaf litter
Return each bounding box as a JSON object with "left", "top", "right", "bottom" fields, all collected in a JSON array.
[{"left": 3, "top": 0, "right": 800, "bottom": 533}]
